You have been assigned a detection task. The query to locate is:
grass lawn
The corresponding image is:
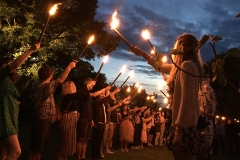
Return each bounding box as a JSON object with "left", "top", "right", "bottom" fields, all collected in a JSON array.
[
  {"left": 17, "top": 119, "right": 240, "bottom": 160},
  {"left": 18, "top": 119, "right": 174, "bottom": 160}
]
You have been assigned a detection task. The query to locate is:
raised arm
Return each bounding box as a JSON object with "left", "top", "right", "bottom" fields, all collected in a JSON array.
[
  {"left": 130, "top": 45, "right": 173, "bottom": 74},
  {"left": 9, "top": 43, "right": 40, "bottom": 73},
  {"left": 55, "top": 61, "right": 76, "bottom": 84},
  {"left": 90, "top": 85, "right": 112, "bottom": 97},
  {"left": 107, "top": 102, "right": 123, "bottom": 112}
]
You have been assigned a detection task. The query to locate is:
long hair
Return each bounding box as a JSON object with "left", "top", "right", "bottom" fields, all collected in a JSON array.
[
  {"left": 167, "top": 33, "right": 203, "bottom": 84},
  {"left": 61, "top": 81, "right": 76, "bottom": 96}
]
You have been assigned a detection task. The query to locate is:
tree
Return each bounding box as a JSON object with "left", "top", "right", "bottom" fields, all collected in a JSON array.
[{"left": 0, "top": 0, "right": 121, "bottom": 120}]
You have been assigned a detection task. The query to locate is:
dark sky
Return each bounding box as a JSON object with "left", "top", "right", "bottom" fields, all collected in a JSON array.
[{"left": 90, "top": 0, "right": 240, "bottom": 105}]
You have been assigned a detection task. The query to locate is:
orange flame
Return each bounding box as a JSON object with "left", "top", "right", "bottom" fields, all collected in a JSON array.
[
  {"left": 162, "top": 55, "right": 167, "bottom": 63},
  {"left": 129, "top": 70, "right": 134, "bottom": 77},
  {"left": 120, "top": 65, "right": 126, "bottom": 73},
  {"left": 138, "top": 86, "right": 142, "bottom": 93},
  {"left": 127, "top": 87, "right": 130, "bottom": 92},
  {"left": 88, "top": 35, "right": 94, "bottom": 44},
  {"left": 102, "top": 55, "right": 109, "bottom": 63},
  {"left": 111, "top": 11, "right": 119, "bottom": 29},
  {"left": 142, "top": 29, "right": 150, "bottom": 40},
  {"left": 49, "top": 4, "right": 59, "bottom": 15}
]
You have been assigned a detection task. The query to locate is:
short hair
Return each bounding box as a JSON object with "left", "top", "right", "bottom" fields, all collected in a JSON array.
[
  {"left": 62, "top": 81, "right": 76, "bottom": 96},
  {"left": 84, "top": 78, "right": 95, "bottom": 85},
  {"left": 38, "top": 65, "right": 55, "bottom": 82}
]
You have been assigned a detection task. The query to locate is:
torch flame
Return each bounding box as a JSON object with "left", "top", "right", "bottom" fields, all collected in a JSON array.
[
  {"left": 147, "top": 96, "right": 150, "bottom": 100},
  {"left": 158, "top": 83, "right": 162, "bottom": 90},
  {"left": 120, "top": 65, "right": 126, "bottom": 73},
  {"left": 159, "top": 107, "right": 162, "bottom": 111},
  {"left": 127, "top": 86, "right": 130, "bottom": 92},
  {"left": 138, "top": 86, "right": 142, "bottom": 93},
  {"left": 87, "top": 35, "right": 94, "bottom": 44},
  {"left": 102, "top": 55, "right": 109, "bottom": 63},
  {"left": 129, "top": 70, "right": 134, "bottom": 77},
  {"left": 162, "top": 55, "right": 167, "bottom": 63},
  {"left": 49, "top": 4, "right": 58, "bottom": 16},
  {"left": 142, "top": 29, "right": 150, "bottom": 40},
  {"left": 151, "top": 96, "right": 154, "bottom": 99},
  {"left": 135, "top": 82, "right": 140, "bottom": 88},
  {"left": 151, "top": 49, "right": 155, "bottom": 55},
  {"left": 164, "top": 97, "right": 168, "bottom": 104},
  {"left": 111, "top": 11, "right": 119, "bottom": 29}
]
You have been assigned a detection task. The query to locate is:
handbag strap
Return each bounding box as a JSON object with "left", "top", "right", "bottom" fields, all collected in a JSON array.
[{"left": 64, "top": 101, "right": 72, "bottom": 112}]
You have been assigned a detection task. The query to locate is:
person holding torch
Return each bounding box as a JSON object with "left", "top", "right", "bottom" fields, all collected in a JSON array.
[
  {"left": 130, "top": 33, "right": 203, "bottom": 160},
  {"left": 0, "top": 43, "right": 40, "bottom": 160}
]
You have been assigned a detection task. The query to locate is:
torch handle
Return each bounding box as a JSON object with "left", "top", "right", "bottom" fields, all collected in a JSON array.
[
  {"left": 120, "top": 76, "right": 130, "bottom": 88},
  {"left": 113, "top": 29, "right": 132, "bottom": 48},
  {"left": 94, "top": 63, "right": 104, "bottom": 81},
  {"left": 38, "top": 15, "right": 51, "bottom": 43},
  {"left": 76, "top": 44, "right": 89, "bottom": 60},
  {"left": 147, "top": 39, "right": 155, "bottom": 51},
  {"left": 111, "top": 72, "right": 122, "bottom": 86},
  {"left": 160, "top": 90, "right": 168, "bottom": 98}
]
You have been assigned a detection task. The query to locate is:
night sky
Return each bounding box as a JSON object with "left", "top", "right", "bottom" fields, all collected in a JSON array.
[{"left": 89, "top": 0, "right": 240, "bottom": 106}]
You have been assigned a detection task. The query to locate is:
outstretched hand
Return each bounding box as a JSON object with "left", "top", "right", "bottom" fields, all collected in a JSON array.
[
  {"left": 105, "top": 85, "right": 112, "bottom": 91},
  {"left": 68, "top": 61, "right": 76, "bottom": 69}
]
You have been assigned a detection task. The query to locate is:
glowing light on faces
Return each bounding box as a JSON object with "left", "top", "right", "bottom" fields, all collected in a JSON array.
[{"left": 87, "top": 35, "right": 94, "bottom": 44}]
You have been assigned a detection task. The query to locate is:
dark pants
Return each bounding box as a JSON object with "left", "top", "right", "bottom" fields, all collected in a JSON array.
[
  {"left": 227, "top": 138, "right": 239, "bottom": 156},
  {"left": 133, "top": 124, "right": 142, "bottom": 146},
  {"left": 92, "top": 123, "right": 105, "bottom": 159}
]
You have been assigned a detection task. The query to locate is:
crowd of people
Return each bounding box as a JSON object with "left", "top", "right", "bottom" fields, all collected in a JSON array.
[{"left": 1, "top": 32, "right": 240, "bottom": 160}]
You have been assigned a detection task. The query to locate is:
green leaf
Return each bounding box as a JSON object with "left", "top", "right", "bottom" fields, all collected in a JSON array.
[
  {"left": 235, "top": 13, "right": 240, "bottom": 18},
  {"left": 197, "top": 34, "right": 209, "bottom": 50},
  {"left": 209, "top": 35, "right": 222, "bottom": 42},
  {"left": 212, "top": 75, "right": 217, "bottom": 82},
  {"left": 170, "top": 49, "right": 184, "bottom": 55},
  {"left": 227, "top": 48, "right": 240, "bottom": 58}
]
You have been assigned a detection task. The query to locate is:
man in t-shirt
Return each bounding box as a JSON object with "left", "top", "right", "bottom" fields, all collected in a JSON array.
[{"left": 76, "top": 78, "right": 111, "bottom": 160}]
